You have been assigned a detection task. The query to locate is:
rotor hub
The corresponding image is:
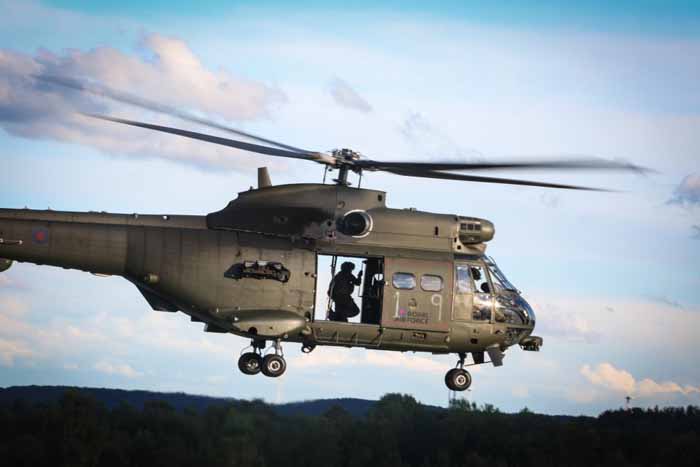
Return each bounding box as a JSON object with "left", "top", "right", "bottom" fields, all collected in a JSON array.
[{"left": 332, "top": 148, "right": 362, "bottom": 163}]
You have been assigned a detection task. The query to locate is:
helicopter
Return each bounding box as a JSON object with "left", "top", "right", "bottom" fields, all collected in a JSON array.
[{"left": 0, "top": 78, "right": 648, "bottom": 391}]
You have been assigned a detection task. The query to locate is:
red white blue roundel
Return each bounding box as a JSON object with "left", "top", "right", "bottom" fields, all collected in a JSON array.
[{"left": 32, "top": 227, "right": 49, "bottom": 245}]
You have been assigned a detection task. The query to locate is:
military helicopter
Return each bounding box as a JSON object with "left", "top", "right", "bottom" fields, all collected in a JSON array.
[{"left": 0, "top": 78, "right": 647, "bottom": 391}]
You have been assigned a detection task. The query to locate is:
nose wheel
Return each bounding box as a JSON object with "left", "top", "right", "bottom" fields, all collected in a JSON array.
[
  {"left": 445, "top": 368, "right": 472, "bottom": 391},
  {"left": 444, "top": 352, "right": 472, "bottom": 391},
  {"left": 237, "top": 339, "right": 287, "bottom": 378}
]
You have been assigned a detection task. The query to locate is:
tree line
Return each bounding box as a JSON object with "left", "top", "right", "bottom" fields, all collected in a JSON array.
[{"left": 1, "top": 389, "right": 698, "bottom": 467}]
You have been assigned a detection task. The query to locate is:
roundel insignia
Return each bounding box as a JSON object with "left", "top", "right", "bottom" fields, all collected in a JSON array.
[{"left": 32, "top": 227, "right": 49, "bottom": 245}]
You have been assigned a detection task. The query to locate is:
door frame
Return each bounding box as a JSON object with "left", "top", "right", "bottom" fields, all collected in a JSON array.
[
  {"left": 451, "top": 259, "right": 495, "bottom": 324},
  {"left": 313, "top": 252, "right": 385, "bottom": 324}
]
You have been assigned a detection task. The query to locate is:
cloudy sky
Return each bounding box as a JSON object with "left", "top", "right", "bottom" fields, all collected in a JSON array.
[{"left": 1, "top": 0, "right": 699, "bottom": 415}]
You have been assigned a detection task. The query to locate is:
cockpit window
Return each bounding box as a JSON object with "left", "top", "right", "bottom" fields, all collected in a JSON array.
[
  {"left": 470, "top": 265, "right": 491, "bottom": 294},
  {"left": 484, "top": 256, "right": 517, "bottom": 292}
]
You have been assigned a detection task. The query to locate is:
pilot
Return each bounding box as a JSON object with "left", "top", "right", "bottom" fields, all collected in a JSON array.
[
  {"left": 328, "top": 262, "right": 362, "bottom": 322},
  {"left": 471, "top": 267, "right": 491, "bottom": 294}
]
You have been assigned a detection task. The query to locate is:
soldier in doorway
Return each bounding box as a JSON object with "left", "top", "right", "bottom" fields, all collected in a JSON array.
[{"left": 328, "top": 262, "right": 362, "bottom": 322}]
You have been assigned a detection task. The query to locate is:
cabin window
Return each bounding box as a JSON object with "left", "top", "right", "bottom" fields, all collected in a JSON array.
[
  {"left": 392, "top": 272, "right": 416, "bottom": 290},
  {"left": 455, "top": 265, "right": 473, "bottom": 293},
  {"left": 420, "top": 274, "right": 443, "bottom": 292}
]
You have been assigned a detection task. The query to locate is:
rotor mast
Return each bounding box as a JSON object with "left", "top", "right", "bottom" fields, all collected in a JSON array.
[{"left": 331, "top": 148, "right": 362, "bottom": 186}]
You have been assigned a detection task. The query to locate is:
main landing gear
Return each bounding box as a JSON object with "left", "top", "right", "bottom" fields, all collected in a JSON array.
[
  {"left": 238, "top": 339, "right": 286, "bottom": 378},
  {"left": 444, "top": 352, "right": 472, "bottom": 392}
]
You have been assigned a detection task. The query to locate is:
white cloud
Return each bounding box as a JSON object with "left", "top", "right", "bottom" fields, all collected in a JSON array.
[
  {"left": 365, "top": 351, "right": 447, "bottom": 374},
  {"left": 581, "top": 363, "right": 636, "bottom": 394},
  {"left": 0, "top": 337, "right": 34, "bottom": 366},
  {"left": 291, "top": 347, "right": 361, "bottom": 369},
  {"left": 668, "top": 173, "right": 700, "bottom": 207},
  {"left": 0, "top": 34, "right": 285, "bottom": 169},
  {"left": 637, "top": 379, "right": 700, "bottom": 397},
  {"left": 0, "top": 295, "right": 28, "bottom": 316},
  {"left": 64, "top": 324, "right": 106, "bottom": 342},
  {"left": 529, "top": 301, "right": 601, "bottom": 343},
  {"left": 581, "top": 362, "right": 700, "bottom": 398},
  {"left": 0, "top": 294, "right": 234, "bottom": 371},
  {"left": 528, "top": 295, "right": 700, "bottom": 350},
  {"left": 94, "top": 360, "right": 141, "bottom": 378},
  {"left": 290, "top": 346, "right": 452, "bottom": 375},
  {"left": 398, "top": 112, "right": 483, "bottom": 161},
  {"left": 329, "top": 77, "right": 372, "bottom": 113}
]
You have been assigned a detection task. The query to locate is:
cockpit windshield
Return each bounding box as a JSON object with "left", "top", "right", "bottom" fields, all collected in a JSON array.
[{"left": 484, "top": 256, "right": 518, "bottom": 292}]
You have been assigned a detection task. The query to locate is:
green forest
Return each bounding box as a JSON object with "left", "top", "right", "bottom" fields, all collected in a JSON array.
[{"left": 1, "top": 389, "right": 699, "bottom": 467}]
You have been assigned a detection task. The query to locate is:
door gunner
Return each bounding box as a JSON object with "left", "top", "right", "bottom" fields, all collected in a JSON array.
[{"left": 328, "top": 262, "right": 362, "bottom": 322}]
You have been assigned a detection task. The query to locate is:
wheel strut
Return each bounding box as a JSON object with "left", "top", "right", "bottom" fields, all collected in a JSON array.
[
  {"left": 457, "top": 352, "right": 467, "bottom": 368},
  {"left": 445, "top": 352, "right": 472, "bottom": 391},
  {"left": 261, "top": 339, "right": 286, "bottom": 377},
  {"left": 236, "top": 339, "right": 288, "bottom": 377},
  {"left": 237, "top": 339, "right": 266, "bottom": 376}
]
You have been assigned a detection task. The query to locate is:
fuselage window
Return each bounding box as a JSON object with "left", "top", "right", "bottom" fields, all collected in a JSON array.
[
  {"left": 421, "top": 274, "right": 443, "bottom": 292},
  {"left": 392, "top": 272, "right": 416, "bottom": 290},
  {"left": 455, "top": 265, "right": 473, "bottom": 293}
]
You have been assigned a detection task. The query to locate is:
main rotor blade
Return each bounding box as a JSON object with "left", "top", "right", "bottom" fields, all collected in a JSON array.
[
  {"left": 384, "top": 168, "right": 609, "bottom": 191},
  {"left": 87, "top": 113, "right": 330, "bottom": 163},
  {"left": 38, "top": 74, "right": 313, "bottom": 153},
  {"left": 357, "top": 158, "right": 652, "bottom": 174}
]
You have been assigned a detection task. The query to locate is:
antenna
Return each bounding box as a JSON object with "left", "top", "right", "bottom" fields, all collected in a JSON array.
[{"left": 448, "top": 389, "right": 457, "bottom": 407}]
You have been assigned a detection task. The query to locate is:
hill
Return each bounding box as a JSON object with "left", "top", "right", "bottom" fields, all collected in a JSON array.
[
  {"left": 0, "top": 386, "right": 698, "bottom": 467},
  {"left": 0, "top": 385, "right": 375, "bottom": 416}
]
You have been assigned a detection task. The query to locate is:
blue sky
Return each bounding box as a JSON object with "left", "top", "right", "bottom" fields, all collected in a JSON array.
[{"left": 1, "top": 0, "right": 699, "bottom": 414}]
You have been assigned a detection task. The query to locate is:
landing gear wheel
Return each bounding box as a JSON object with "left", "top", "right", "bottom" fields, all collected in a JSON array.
[
  {"left": 445, "top": 368, "right": 472, "bottom": 391},
  {"left": 238, "top": 352, "right": 263, "bottom": 375},
  {"left": 261, "top": 354, "right": 287, "bottom": 378}
]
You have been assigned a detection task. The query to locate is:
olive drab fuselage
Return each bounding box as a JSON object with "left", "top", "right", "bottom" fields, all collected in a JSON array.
[{"left": 0, "top": 182, "right": 541, "bottom": 381}]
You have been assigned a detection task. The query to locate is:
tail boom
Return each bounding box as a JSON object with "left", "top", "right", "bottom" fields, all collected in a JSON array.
[
  {"left": 0, "top": 208, "right": 128, "bottom": 275},
  {"left": 0, "top": 208, "right": 205, "bottom": 276}
]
